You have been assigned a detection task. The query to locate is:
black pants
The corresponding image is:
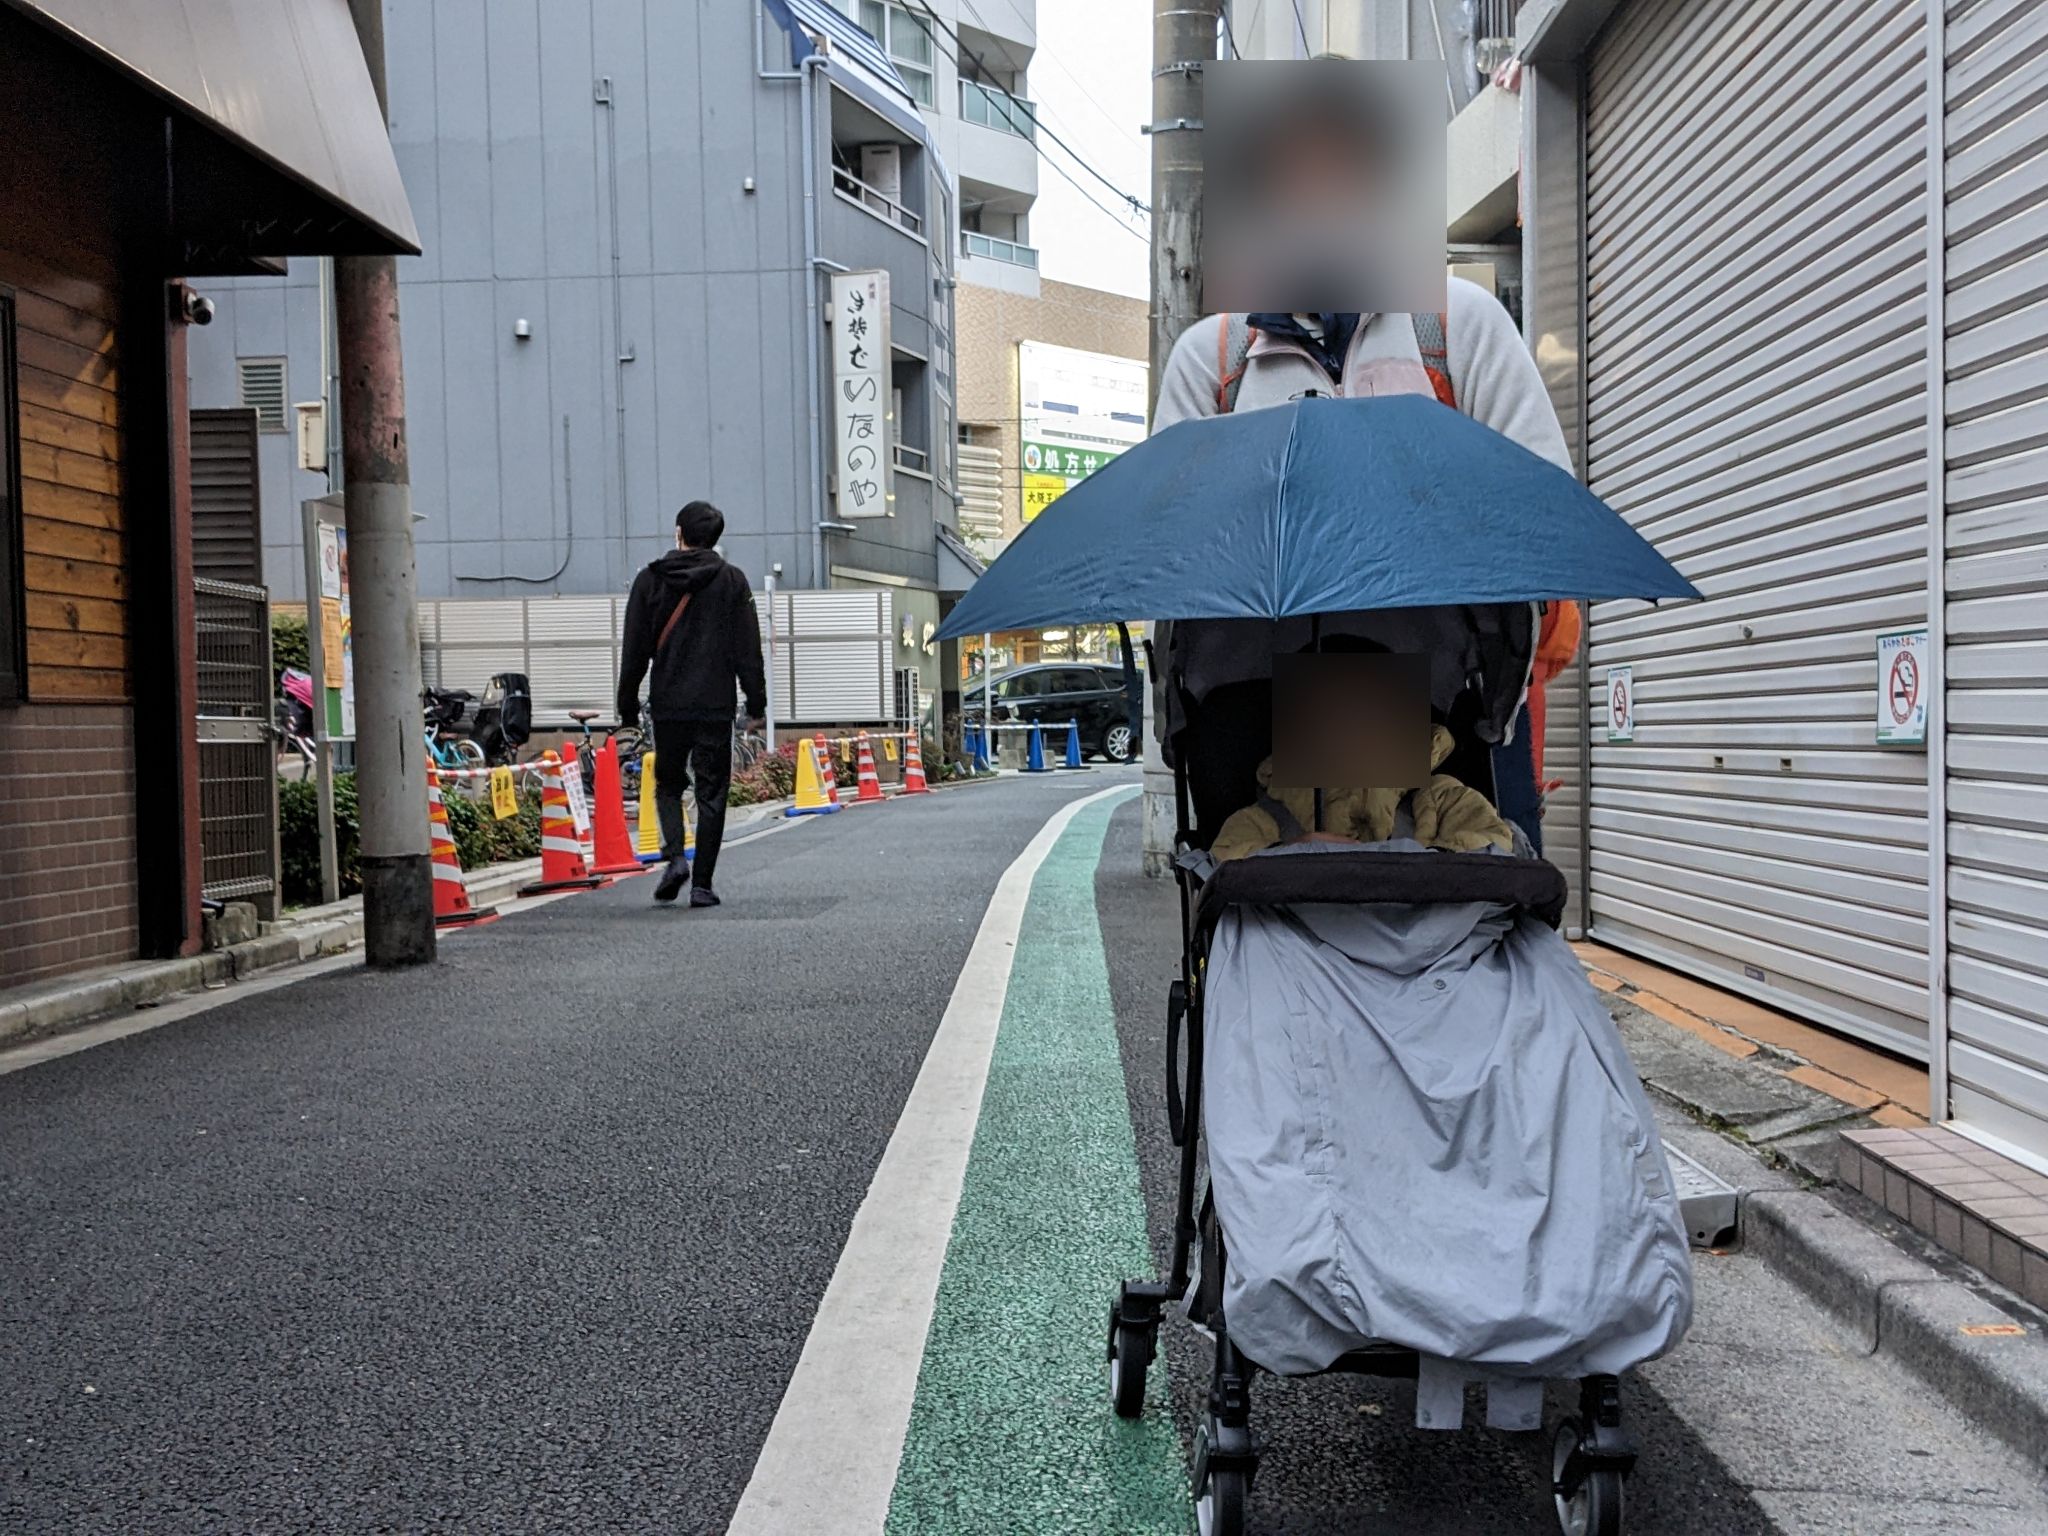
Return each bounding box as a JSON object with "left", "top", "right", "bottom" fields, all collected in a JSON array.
[{"left": 651, "top": 717, "right": 732, "bottom": 887}]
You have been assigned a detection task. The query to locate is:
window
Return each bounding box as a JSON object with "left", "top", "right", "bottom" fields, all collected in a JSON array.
[
  {"left": 850, "top": 1, "right": 935, "bottom": 107},
  {"left": 0, "top": 292, "right": 22, "bottom": 702},
  {"left": 236, "top": 357, "right": 288, "bottom": 432}
]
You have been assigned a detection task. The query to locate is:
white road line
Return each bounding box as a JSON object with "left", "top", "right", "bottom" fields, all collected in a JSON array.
[{"left": 726, "top": 782, "right": 1138, "bottom": 1536}]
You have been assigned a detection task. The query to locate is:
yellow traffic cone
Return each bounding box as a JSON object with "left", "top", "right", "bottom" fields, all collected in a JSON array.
[
  {"left": 636, "top": 753, "right": 661, "bottom": 864},
  {"left": 786, "top": 738, "right": 842, "bottom": 817}
]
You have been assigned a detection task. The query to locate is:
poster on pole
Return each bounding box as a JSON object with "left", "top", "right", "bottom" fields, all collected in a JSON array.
[
  {"left": 335, "top": 526, "right": 356, "bottom": 738},
  {"left": 830, "top": 269, "right": 892, "bottom": 520},
  {"left": 1876, "top": 629, "right": 1928, "bottom": 746}
]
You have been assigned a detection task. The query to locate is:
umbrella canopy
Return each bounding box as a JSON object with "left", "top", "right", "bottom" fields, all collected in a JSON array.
[{"left": 935, "top": 395, "right": 1698, "bottom": 641}]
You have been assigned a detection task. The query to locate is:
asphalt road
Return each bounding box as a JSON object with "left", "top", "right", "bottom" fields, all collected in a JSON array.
[
  {"left": 7, "top": 776, "right": 2048, "bottom": 1535},
  {"left": 0, "top": 771, "right": 1104, "bottom": 1535}
]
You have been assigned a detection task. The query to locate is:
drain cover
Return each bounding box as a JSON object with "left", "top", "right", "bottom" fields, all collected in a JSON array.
[{"left": 1667, "top": 1144, "right": 1740, "bottom": 1248}]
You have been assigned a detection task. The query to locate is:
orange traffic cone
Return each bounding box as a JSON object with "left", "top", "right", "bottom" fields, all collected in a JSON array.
[
  {"left": 427, "top": 766, "right": 498, "bottom": 928},
  {"left": 901, "top": 734, "right": 930, "bottom": 795},
  {"left": 814, "top": 733, "right": 842, "bottom": 804},
  {"left": 518, "top": 752, "right": 608, "bottom": 896},
  {"left": 853, "top": 732, "right": 885, "bottom": 804},
  {"left": 588, "top": 736, "right": 645, "bottom": 876}
]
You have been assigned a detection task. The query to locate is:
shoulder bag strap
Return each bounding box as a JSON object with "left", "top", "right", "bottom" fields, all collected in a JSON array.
[
  {"left": 656, "top": 591, "right": 693, "bottom": 655},
  {"left": 1411, "top": 311, "right": 1455, "bottom": 408}
]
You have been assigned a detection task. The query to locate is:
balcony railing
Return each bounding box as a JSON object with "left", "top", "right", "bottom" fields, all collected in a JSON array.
[
  {"left": 962, "top": 231, "right": 1038, "bottom": 268},
  {"left": 960, "top": 78, "right": 1036, "bottom": 141},
  {"left": 833, "top": 164, "right": 923, "bottom": 237},
  {"left": 893, "top": 442, "right": 930, "bottom": 473}
]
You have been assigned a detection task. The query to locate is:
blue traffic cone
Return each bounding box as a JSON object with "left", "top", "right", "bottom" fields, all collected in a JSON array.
[
  {"left": 1024, "top": 723, "right": 1052, "bottom": 773},
  {"left": 1061, "top": 719, "right": 1087, "bottom": 770},
  {"left": 966, "top": 721, "right": 988, "bottom": 771}
]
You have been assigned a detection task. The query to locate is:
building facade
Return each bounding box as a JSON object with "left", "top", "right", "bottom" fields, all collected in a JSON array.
[
  {"left": 1517, "top": 0, "right": 2048, "bottom": 1164},
  {"left": 0, "top": 0, "right": 413, "bottom": 987},
  {"left": 189, "top": 2, "right": 963, "bottom": 642},
  {"left": 955, "top": 278, "right": 1149, "bottom": 552}
]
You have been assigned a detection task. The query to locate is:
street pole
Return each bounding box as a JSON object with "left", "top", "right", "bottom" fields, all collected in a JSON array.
[
  {"left": 1143, "top": 0, "right": 1220, "bottom": 877},
  {"left": 337, "top": 0, "right": 434, "bottom": 966}
]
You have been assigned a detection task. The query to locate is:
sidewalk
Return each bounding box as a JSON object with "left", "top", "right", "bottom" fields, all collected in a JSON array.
[{"left": 1581, "top": 941, "right": 2048, "bottom": 1472}]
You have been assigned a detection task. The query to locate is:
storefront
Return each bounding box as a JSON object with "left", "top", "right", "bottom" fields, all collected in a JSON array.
[{"left": 1524, "top": 0, "right": 2048, "bottom": 1161}]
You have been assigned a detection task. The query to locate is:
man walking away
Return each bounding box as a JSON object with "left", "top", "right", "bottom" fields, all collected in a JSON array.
[{"left": 618, "top": 501, "right": 767, "bottom": 907}]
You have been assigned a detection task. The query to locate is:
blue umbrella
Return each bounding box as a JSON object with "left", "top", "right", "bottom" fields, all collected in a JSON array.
[{"left": 935, "top": 395, "right": 1697, "bottom": 641}]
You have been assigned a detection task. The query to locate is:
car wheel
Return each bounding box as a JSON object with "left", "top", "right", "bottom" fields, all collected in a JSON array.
[{"left": 1101, "top": 723, "right": 1135, "bottom": 764}]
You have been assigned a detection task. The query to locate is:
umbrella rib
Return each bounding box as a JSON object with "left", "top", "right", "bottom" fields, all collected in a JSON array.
[{"left": 1274, "top": 407, "right": 1298, "bottom": 615}]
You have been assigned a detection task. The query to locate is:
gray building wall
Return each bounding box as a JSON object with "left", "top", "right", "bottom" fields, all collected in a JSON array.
[{"left": 189, "top": 0, "right": 954, "bottom": 604}]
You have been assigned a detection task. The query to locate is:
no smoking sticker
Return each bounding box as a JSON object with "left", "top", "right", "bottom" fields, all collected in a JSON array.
[
  {"left": 1606, "top": 665, "right": 1636, "bottom": 743},
  {"left": 1876, "top": 629, "right": 1928, "bottom": 746}
]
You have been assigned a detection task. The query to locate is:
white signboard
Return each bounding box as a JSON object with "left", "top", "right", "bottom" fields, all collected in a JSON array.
[
  {"left": 1605, "top": 665, "right": 1636, "bottom": 743},
  {"left": 562, "top": 755, "right": 593, "bottom": 835},
  {"left": 1876, "top": 629, "right": 1929, "bottom": 746},
  {"left": 1017, "top": 341, "right": 1148, "bottom": 522},
  {"left": 830, "top": 269, "right": 891, "bottom": 520}
]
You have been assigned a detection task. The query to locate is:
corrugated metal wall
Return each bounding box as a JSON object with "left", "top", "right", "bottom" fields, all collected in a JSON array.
[
  {"left": 1581, "top": 0, "right": 1934, "bottom": 1057},
  {"left": 1941, "top": 0, "right": 2048, "bottom": 1157}
]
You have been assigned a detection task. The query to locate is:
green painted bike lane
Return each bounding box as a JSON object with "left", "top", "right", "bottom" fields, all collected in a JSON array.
[{"left": 886, "top": 793, "right": 1193, "bottom": 1535}]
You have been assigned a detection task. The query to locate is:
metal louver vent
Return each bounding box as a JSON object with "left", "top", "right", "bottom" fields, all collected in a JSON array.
[{"left": 237, "top": 357, "right": 288, "bottom": 432}]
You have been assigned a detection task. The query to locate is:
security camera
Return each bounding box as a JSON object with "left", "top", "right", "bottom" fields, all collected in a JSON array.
[{"left": 182, "top": 291, "right": 215, "bottom": 326}]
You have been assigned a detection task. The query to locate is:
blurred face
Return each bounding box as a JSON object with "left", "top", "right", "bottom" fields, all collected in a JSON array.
[{"left": 1205, "top": 60, "right": 1446, "bottom": 315}]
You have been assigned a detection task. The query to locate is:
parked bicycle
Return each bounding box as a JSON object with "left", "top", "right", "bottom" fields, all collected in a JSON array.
[
  {"left": 274, "top": 667, "right": 319, "bottom": 780},
  {"left": 423, "top": 688, "right": 488, "bottom": 775}
]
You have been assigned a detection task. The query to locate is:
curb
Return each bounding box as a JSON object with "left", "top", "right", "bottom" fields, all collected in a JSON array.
[{"left": 1743, "top": 1181, "right": 2048, "bottom": 1473}]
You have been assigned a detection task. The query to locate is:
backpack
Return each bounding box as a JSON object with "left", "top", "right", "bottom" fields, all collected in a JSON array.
[{"left": 1214, "top": 311, "right": 1455, "bottom": 414}]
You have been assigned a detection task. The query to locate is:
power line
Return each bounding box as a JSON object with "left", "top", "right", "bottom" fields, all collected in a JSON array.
[
  {"left": 1220, "top": 2, "right": 1242, "bottom": 59},
  {"left": 1291, "top": 0, "right": 1310, "bottom": 55},
  {"left": 961, "top": 0, "right": 1146, "bottom": 154},
  {"left": 898, "top": 0, "right": 1150, "bottom": 217}
]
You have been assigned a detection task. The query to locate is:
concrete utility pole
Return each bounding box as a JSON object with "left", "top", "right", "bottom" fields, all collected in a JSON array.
[
  {"left": 336, "top": 0, "right": 435, "bottom": 966},
  {"left": 1142, "top": 0, "right": 1222, "bottom": 877}
]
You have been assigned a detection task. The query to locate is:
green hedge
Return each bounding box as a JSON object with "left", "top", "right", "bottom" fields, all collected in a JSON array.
[{"left": 278, "top": 771, "right": 542, "bottom": 907}]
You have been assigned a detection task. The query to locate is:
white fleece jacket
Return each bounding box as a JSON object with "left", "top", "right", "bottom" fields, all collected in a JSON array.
[{"left": 1151, "top": 277, "right": 1573, "bottom": 473}]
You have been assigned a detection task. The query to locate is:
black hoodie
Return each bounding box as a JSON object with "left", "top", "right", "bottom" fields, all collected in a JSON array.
[{"left": 617, "top": 548, "right": 767, "bottom": 725}]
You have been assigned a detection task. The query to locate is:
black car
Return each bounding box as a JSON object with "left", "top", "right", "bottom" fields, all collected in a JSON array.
[{"left": 965, "top": 662, "right": 1139, "bottom": 763}]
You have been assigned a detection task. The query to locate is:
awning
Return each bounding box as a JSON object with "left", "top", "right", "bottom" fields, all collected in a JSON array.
[
  {"left": 935, "top": 523, "right": 986, "bottom": 598},
  {"left": 4, "top": 0, "right": 418, "bottom": 258}
]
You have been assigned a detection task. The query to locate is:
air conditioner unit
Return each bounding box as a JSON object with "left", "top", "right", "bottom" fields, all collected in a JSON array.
[{"left": 862, "top": 143, "right": 903, "bottom": 201}]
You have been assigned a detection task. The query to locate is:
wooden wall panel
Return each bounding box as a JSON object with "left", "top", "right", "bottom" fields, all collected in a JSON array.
[{"left": 3, "top": 246, "right": 129, "bottom": 701}]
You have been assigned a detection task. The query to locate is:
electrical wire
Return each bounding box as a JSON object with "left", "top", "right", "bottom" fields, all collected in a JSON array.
[
  {"left": 898, "top": 0, "right": 1150, "bottom": 217},
  {"left": 1291, "top": 0, "right": 1312, "bottom": 55},
  {"left": 961, "top": 0, "right": 1146, "bottom": 153},
  {"left": 1220, "top": 2, "right": 1242, "bottom": 60}
]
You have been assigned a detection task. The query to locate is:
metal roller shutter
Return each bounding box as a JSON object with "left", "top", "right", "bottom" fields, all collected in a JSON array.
[
  {"left": 1942, "top": 0, "right": 2048, "bottom": 1159},
  {"left": 1583, "top": 0, "right": 1933, "bottom": 1056}
]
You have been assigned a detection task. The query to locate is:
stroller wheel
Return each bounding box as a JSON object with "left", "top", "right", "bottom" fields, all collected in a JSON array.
[
  {"left": 1552, "top": 1417, "right": 1625, "bottom": 1536},
  {"left": 1194, "top": 1465, "right": 1248, "bottom": 1536},
  {"left": 1106, "top": 1307, "right": 1155, "bottom": 1419}
]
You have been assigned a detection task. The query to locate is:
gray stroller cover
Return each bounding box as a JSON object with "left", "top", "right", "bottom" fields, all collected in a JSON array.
[{"left": 1202, "top": 844, "right": 1694, "bottom": 1397}]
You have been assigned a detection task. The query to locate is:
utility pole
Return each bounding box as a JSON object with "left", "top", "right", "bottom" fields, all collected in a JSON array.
[
  {"left": 1142, "top": 0, "right": 1221, "bottom": 877},
  {"left": 336, "top": 0, "right": 435, "bottom": 966}
]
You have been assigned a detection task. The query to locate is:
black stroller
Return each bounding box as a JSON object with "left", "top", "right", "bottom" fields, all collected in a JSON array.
[{"left": 1105, "top": 608, "right": 1678, "bottom": 1536}]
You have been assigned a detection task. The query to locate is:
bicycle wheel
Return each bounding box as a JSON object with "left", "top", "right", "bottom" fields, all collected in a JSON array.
[{"left": 454, "top": 739, "right": 487, "bottom": 772}]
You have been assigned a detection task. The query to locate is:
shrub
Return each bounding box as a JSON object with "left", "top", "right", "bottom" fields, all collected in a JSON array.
[
  {"left": 728, "top": 742, "right": 799, "bottom": 806},
  {"left": 272, "top": 609, "right": 310, "bottom": 684},
  {"left": 278, "top": 771, "right": 360, "bottom": 905}
]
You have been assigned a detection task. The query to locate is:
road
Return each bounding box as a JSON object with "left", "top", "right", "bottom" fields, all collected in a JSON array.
[{"left": 2, "top": 773, "right": 2044, "bottom": 1534}]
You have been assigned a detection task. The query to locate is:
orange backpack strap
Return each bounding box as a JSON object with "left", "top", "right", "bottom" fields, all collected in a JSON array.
[
  {"left": 1411, "top": 311, "right": 1454, "bottom": 408},
  {"left": 1216, "top": 313, "right": 1253, "bottom": 414}
]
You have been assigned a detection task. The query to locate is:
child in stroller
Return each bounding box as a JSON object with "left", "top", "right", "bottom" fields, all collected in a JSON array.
[{"left": 1107, "top": 609, "right": 1694, "bottom": 1536}]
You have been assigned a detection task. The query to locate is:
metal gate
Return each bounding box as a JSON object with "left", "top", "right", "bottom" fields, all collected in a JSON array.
[
  {"left": 1940, "top": 0, "right": 2048, "bottom": 1160},
  {"left": 195, "top": 577, "right": 280, "bottom": 916},
  {"left": 1579, "top": 0, "right": 1933, "bottom": 1057}
]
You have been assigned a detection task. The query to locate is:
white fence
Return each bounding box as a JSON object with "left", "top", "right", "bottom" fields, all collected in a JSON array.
[{"left": 418, "top": 591, "right": 897, "bottom": 729}]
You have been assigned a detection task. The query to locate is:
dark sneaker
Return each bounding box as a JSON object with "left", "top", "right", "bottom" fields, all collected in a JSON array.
[
  {"left": 689, "top": 886, "right": 721, "bottom": 909},
  {"left": 653, "top": 857, "right": 689, "bottom": 903}
]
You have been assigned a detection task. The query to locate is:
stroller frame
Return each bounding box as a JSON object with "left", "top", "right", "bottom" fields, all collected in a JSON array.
[{"left": 1105, "top": 679, "right": 1640, "bottom": 1536}]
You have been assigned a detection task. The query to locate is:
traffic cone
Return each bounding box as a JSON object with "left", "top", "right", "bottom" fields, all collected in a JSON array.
[
  {"left": 1023, "top": 723, "right": 1053, "bottom": 773},
  {"left": 636, "top": 752, "right": 662, "bottom": 864},
  {"left": 518, "top": 752, "right": 609, "bottom": 895},
  {"left": 964, "top": 721, "right": 984, "bottom": 769},
  {"left": 427, "top": 766, "right": 498, "bottom": 928},
  {"left": 1061, "top": 719, "right": 1087, "bottom": 770},
  {"left": 901, "top": 734, "right": 931, "bottom": 795},
  {"left": 786, "top": 737, "right": 843, "bottom": 816},
  {"left": 814, "top": 733, "right": 842, "bottom": 804},
  {"left": 589, "top": 736, "right": 645, "bottom": 876},
  {"left": 853, "top": 731, "right": 885, "bottom": 804}
]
